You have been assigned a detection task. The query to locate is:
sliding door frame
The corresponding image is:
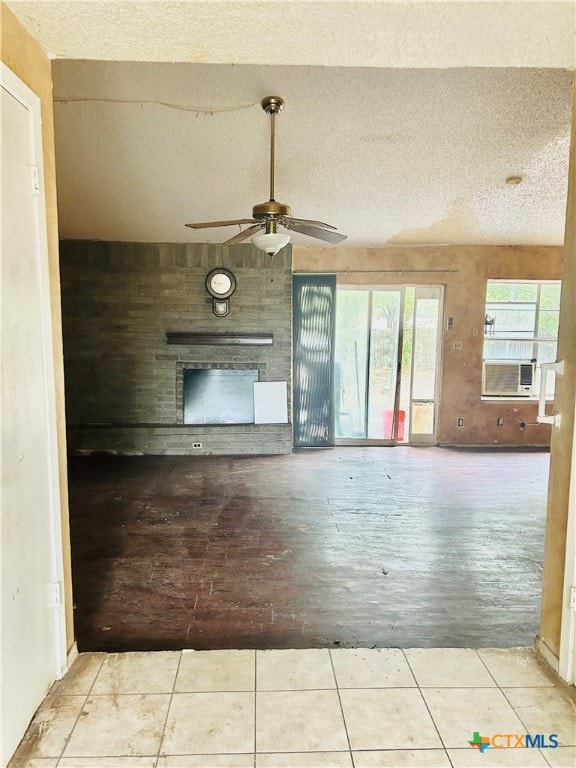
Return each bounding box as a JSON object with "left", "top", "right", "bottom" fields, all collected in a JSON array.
[{"left": 335, "top": 283, "right": 444, "bottom": 446}]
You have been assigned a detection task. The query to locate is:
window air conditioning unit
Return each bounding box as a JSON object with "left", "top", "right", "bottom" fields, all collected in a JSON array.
[{"left": 482, "top": 361, "right": 535, "bottom": 396}]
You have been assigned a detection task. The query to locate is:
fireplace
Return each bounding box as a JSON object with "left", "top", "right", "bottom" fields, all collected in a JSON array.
[
  {"left": 183, "top": 368, "right": 259, "bottom": 425},
  {"left": 61, "top": 241, "right": 293, "bottom": 455}
]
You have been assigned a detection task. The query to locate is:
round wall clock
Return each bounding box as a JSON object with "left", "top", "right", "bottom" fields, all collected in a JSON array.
[{"left": 205, "top": 268, "right": 236, "bottom": 299}]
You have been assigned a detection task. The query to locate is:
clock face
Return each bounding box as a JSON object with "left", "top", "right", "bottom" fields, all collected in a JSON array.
[
  {"left": 211, "top": 273, "right": 231, "bottom": 295},
  {"left": 206, "top": 269, "right": 236, "bottom": 299}
]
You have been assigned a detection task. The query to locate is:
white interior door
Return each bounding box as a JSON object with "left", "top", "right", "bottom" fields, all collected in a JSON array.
[
  {"left": 1, "top": 64, "right": 66, "bottom": 765},
  {"left": 559, "top": 394, "right": 576, "bottom": 684}
]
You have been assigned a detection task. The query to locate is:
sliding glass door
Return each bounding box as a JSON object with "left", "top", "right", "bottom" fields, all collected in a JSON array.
[
  {"left": 405, "top": 286, "right": 443, "bottom": 445},
  {"left": 334, "top": 285, "right": 443, "bottom": 445},
  {"left": 334, "top": 289, "right": 403, "bottom": 440}
]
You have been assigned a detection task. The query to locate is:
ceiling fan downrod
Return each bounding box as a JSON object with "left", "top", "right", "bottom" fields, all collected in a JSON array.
[
  {"left": 251, "top": 97, "right": 291, "bottom": 220},
  {"left": 261, "top": 95, "right": 284, "bottom": 204}
]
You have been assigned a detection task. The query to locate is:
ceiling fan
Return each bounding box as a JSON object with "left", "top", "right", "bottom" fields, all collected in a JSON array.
[{"left": 185, "top": 96, "right": 347, "bottom": 255}]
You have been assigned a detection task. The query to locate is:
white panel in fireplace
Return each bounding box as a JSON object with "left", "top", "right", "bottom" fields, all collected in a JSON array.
[{"left": 254, "top": 382, "right": 288, "bottom": 424}]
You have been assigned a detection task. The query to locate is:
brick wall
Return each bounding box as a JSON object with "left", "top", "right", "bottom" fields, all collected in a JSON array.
[{"left": 60, "top": 241, "right": 293, "bottom": 455}]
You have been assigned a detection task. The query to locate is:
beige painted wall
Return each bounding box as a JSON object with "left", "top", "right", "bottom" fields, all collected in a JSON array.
[
  {"left": 1, "top": 2, "right": 73, "bottom": 649},
  {"left": 540, "top": 81, "right": 576, "bottom": 659},
  {"left": 293, "top": 245, "right": 562, "bottom": 446}
]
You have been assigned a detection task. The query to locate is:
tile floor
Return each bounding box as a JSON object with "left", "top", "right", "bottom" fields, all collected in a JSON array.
[{"left": 9, "top": 648, "right": 576, "bottom": 768}]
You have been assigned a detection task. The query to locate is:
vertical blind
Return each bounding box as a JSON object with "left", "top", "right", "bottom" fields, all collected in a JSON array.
[{"left": 292, "top": 274, "right": 336, "bottom": 448}]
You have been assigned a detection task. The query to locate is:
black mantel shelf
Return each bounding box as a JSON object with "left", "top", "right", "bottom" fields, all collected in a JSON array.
[{"left": 166, "top": 332, "right": 274, "bottom": 346}]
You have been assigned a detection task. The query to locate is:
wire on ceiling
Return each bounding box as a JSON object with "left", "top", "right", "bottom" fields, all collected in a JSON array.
[
  {"left": 53, "top": 97, "right": 260, "bottom": 115},
  {"left": 342, "top": 269, "right": 460, "bottom": 274}
]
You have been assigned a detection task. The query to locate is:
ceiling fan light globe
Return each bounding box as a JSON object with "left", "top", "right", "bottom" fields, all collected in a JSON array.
[{"left": 251, "top": 232, "right": 290, "bottom": 256}]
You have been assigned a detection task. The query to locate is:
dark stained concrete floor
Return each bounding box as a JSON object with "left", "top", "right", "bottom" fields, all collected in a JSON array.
[{"left": 67, "top": 447, "right": 550, "bottom": 652}]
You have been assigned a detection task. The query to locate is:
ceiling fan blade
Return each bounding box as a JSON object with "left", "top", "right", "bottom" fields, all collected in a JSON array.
[
  {"left": 223, "top": 224, "right": 263, "bottom": 245},
  {"left": 285, "top": 217, "right": 338, "bottom": 231},
  {"left": 285, "top": 220, "right": 348, "bottom": 244},
  {"left": 185, "top": 218, "right": 257, "bottom": 229}
]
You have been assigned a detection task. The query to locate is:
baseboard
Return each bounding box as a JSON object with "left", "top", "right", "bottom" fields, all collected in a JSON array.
[
  {"left": 66, "top": 641, "right": 79, "bottom": 671},
  {"left": 535, "top": 635, "right": 559, "bottom": 673},
  {"left": 438, "top": 443, "right": 550, "bottom": 451}
]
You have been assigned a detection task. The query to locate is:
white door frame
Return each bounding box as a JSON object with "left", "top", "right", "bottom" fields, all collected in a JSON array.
[
  {"left": 558, "top": 395, "right": 576, "bottom": 684},
  {"left": 1, "top": 62, "right": 67, "bottom": 677}
]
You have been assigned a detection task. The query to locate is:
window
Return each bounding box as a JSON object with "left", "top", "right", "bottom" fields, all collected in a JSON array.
[{"left": 483, "top": 280, "right": 561, "bottom": 397}]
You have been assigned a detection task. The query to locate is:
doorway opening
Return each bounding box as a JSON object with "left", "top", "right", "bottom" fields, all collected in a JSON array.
[{"left": 334, "top": 285, "right": 443, "bottom": 445}]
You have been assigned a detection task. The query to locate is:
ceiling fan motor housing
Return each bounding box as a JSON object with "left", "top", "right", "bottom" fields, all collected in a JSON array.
[{"left": 252, "top": 201, "right": 292, "bottom": 219}]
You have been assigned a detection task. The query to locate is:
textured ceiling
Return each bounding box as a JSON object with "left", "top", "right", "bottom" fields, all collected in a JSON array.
[
  {"left": 52, "top": 61, "right": 573, "bottom": 246},
  {"left": 8, "top": 1, "right": 576, "bottom": 68},
  {"left": 7, "top": 0, "right": 575, "bottom": 247}
]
